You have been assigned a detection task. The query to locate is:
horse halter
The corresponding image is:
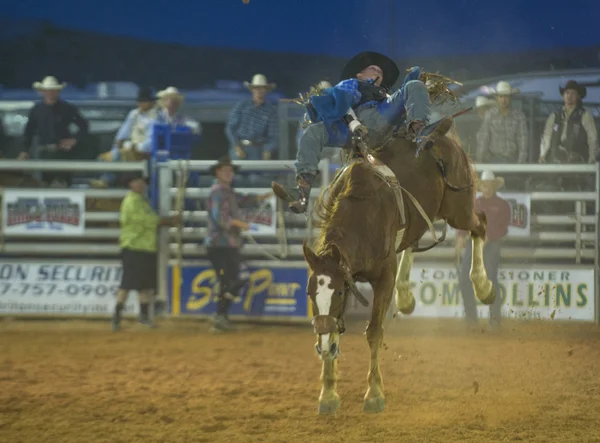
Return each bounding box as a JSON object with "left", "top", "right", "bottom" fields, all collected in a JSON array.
[{"left": 311, "top": 282, "right": 353, "bottom": 336}]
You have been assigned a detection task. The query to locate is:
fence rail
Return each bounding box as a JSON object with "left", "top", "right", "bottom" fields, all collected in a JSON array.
[{"left": 0, "top": 159, "right": 597, "bottom": 322}]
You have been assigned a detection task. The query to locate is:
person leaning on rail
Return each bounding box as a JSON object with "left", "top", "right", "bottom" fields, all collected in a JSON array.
[{"left": 112, "top": 172, "right": 181, "bottom": 331}]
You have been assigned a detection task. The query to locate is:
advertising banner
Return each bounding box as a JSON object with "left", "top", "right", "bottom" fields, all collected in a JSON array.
[
  {"left": 0, "top": 262, "right": 138, "bottom": 316},
  {"left": 2, "top": 189, "right": 85, "bottom": 236},
  {"left": 169, "top": 263, "right": 308, "bottom": 319}
]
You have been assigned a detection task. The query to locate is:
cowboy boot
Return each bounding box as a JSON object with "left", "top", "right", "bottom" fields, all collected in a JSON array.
[
  {"left": 271, "top": 172, "right": 316, "bottom": 214},
  {"left": 413, "top": 117, "right": 454, "bottom": 157}
]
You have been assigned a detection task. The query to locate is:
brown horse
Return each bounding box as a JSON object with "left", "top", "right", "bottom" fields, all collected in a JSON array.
[{"left": 302, "top": 134, "right": 495, "bottom": 415}]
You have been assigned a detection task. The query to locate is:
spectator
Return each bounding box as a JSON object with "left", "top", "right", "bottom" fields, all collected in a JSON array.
[
  {"left": 476, "top": 81, "right": 528, "bottom": 164},
  {"left": 205, "top": 156, "right": 272, "bottom": 332},
  {"left": 456, "top": 170, "right": 511, "bottom": 331},
  {"left": 91, "top": 86, "right": 159, "bottom": 188},
  {"left": 111, "top": 172, "right": 181, "bottom": 331},
  {"left": 154, "top": 86, "right": 202, "bottom": 134},
  {"left": 19, "top": 76, "right": 89, "bottom": 187},
  {"left": 539, "top": 80, "right": 598, "bottom": 164},
  {"left": 225, "top": 74, "right": 278, "bottom": 161}
]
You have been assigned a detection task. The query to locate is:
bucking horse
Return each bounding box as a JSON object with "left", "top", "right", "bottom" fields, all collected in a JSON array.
[{"left": 301, "top": 122, "right": 495, "bottom": 415}]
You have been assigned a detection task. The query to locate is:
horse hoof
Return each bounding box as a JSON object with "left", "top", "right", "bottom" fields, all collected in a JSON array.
[
  {"left": 363, "top": 397, "right": 385, "bottom": 413},
  {"left": 399, "top": 296, "right": 416, "bottom": 315},
  {"left": 480, "top": 285, "right": 496, "bottom": 306},
  {"left": 318, "top": 397, "right": 340, "bottom": 415}
]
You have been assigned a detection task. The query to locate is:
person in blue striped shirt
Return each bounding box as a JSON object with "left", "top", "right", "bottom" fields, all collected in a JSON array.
[
  {"left": 225, "top": 74, "right": 278, "bottom": 161},
  {"left": 272, "top": 52, "right": 452, "bottom": 214}
]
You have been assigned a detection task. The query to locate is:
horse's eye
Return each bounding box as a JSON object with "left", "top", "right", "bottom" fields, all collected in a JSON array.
[{"left": 338, "top": 291, "right": 343, "bottom": 296}]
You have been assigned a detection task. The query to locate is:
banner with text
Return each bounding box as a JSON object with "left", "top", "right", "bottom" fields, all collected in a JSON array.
[
  {"left": 0, "top": 262, "right": 138, "bottom": 316},
  {"left": 169, "top": 264, "right": 308, "bottom": 318},
  {"left": 448, "top": 192, "right": 531, "bottom": 237},
  {"left": 403, "top": 267, "right": 595, "bottom": 321},
  {"left": 238, "top": 194, "right": 277, "bottom": 236},
  {"left": 2, "top": 189, "right": 85, "bottom": 236}
]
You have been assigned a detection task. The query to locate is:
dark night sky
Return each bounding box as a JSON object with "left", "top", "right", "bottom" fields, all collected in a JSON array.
[{"left": 5, "top": 0, "right": 600, "bottom": 58}]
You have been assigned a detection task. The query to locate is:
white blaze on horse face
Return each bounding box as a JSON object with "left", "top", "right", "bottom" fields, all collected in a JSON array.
[{"left": 315, "top": 274, "right": 334, "bottom": 352}]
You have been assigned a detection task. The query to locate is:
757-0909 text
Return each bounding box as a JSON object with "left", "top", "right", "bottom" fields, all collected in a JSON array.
[{"left": 0, "top": 282, "right": 119, "bottom": 297}]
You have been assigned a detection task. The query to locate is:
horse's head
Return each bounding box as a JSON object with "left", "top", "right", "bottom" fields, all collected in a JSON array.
[{"left": 302, "top": 241, "right": 368, "bottom": 360}]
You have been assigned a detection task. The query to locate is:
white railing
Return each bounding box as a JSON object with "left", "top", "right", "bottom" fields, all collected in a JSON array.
[{"left": 0, "top": 159, "right": 597, "bottom": 322}]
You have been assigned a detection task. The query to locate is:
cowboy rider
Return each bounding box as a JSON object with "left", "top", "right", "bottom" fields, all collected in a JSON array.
[{"left": 272, "top": 51, "right": 452, "bottom": 214}]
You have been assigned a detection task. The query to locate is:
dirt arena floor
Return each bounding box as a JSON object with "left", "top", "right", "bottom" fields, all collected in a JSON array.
[{"left": 1, "top": 317, "right": 600, "bottom": 443}]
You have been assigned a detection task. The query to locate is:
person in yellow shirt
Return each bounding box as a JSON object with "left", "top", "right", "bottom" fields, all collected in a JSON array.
[{"left": 112, "top": 172, "right": 180, "bottom": 331}]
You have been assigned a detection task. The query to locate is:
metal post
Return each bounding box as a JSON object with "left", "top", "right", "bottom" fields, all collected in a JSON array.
[
  {"left": 575, "top": 200, "right": 582, "bottom": 265},
  {"left": 157, "top": 163, "right": 173, "bottom": 314},
  {"left": 595, "top": 162, "right": 600, "bottom": 324},
  {"left": 278, "top": 103, "right": 290, "bottom": 160}
]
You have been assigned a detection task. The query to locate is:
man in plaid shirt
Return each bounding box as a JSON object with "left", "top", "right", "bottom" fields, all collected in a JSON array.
[{"left": 476, "top": 81, "right": 529, "bottom": 164}]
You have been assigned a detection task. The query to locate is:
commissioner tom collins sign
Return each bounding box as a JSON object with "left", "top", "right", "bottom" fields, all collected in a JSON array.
[
  {"left": 403, "top": 266, "right": 595, "bottom": 321},
  {"left": 0, "top": 262, "right": 139, "bottom": 316}
]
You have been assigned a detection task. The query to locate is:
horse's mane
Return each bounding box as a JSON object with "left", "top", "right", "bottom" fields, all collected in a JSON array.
[{"left": 312, "top": 162, "right": 387, "bottom": 255}]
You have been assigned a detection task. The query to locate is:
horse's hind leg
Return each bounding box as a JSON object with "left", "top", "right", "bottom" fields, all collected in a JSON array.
[
  {"left": 364, "top": 262, "right": 395, "bottom": 413},
  {"left": 466, "top": 211, "right": 495, "bottom": 305},
  {"left": 394, "top": 249, "right": 416, "bottom": 314}
]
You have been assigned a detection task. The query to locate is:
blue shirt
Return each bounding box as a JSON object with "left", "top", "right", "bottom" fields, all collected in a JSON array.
[
  {"left": 114, "top": 107, "right": 159, "bottom": 154},
  {"left": 225, "top": 99, "right": 278, "bottom": 152}
]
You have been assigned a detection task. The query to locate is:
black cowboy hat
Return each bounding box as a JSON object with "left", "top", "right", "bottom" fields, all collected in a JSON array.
[
  {"left": 209, "top": 156, "right": 240, "bottom": 176},
  {"left": 137, "top": 86, "right": 156, "bottom": 102},
  {"left": 340, "top": 51, "right": 400, "bottom": 89},
  {"left": 559, "top": 80, "right": 587, "bottom": 99}
]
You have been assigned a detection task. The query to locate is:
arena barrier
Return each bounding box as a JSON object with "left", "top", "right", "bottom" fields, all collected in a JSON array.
[
  {"left": 0, "top": 160, "right": 147, "bottom": 319},
  {"left": 0, "top": 159, "right": 598, "bottom": 324}
]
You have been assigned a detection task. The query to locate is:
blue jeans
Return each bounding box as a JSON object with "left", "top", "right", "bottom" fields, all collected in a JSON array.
[
  {"left": 295, "top": 80, "right": 430, "bottom": 175},
  {"left": 230, "top": 145, "right": 265, "bottom": 184}
]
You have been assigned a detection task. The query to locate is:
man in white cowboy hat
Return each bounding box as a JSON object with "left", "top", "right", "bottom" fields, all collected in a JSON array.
[
  {"left": 457, "top": 95, "right": 497, "bottom": 156},
  {"left": 476, "top": 81, "right": 528, "bottom": 164},
  {"left": 154, "top": 86, "right": 201, "bottom": 135},
  {"left": 225, "top": 74, "right": 278, "bottom": 161},
  {"left": 539, "top": 80, "right": 598, "bottom": 164},
  {"left": 91, "top": 86, "right": 160, "bottom": 188},
  {"left": 475, "top": 95, "right": 496, "bottom": 119},
  {"left": 19, "top": 76, "right": 89, "bottom": 187},
  {"left": 456, "top": 169, "right": 511, "bottom": 330}
]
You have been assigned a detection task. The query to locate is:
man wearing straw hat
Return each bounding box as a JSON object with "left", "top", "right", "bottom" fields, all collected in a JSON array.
[
  {"left": 457, "top": 96, "right": 496, "bottom": 156},
  {"left": 225, "top": 74, "right": 278, "bottom": 161},
  {"left": 153, "top": 86, "right": 201, "bottom": 134},
  {"left": 456, "top": 170, "right": 511, "bottom": 330},
  {"left": 19, "top": 76, "right": 89, "bottom": 187},
  {"left": 205, "top": 156, "right": 273, "bottom": 332},
  {"left": 476, "top": 81, "right": 528, "bottom": 164}
]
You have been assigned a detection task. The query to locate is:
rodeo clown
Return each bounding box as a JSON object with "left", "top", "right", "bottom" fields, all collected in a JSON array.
[{"left": 272, "top": 51, "right": 452, "bottom": 214}]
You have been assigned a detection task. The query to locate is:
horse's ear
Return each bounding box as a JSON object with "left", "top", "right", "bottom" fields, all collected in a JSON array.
[{"left": 302, "top": 240, "right": 319, "bottom": 270}]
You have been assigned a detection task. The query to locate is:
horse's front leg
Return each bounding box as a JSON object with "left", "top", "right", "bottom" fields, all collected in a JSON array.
[
  {"left": 316, "top": 331, "right": 340, "bottom": 415},
  {"left": 394, "top": 249, "right": 416, "bottom": 314},
  {"left": 364, "top": 263, "right": 396, "bottom": 413}
]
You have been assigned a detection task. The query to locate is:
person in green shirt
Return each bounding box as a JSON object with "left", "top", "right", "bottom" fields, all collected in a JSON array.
[{"left": 112, "top": 172, "right": 180, "bottom": 331}]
